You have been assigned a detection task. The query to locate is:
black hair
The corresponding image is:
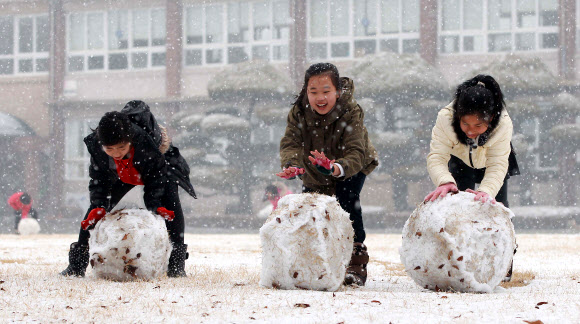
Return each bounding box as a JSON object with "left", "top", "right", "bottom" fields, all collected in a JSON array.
[
  {"left": 452, "top": 74, "right": 505, "bottom": 145},
  {"left": 20, "top": 192, "right": 31, "bottom": 205},
  {"left": 96, "top": 111, "right": 134, "bottom": 146},
  {"left": 293, "top": 63, "right": 342, "bottom": 107},
  {"left": 265, "top": 184, "right": 278, "bottom": 195}
]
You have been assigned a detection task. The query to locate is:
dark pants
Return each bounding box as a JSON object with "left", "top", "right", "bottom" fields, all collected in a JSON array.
[
  {"left": 77, "top": 181, "right": 185, "bottom": 246},
  {"left": 14, "top": 209, "right": 38, "bottom": 230},
  {"left": 448, "top": 155, "right": 509, "bottom": 207},
  {"left": 303, "top": 172, "right": 367, "bottom": 243}
]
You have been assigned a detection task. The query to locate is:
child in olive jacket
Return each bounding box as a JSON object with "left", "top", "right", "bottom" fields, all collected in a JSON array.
[{"left": 277, "top": 63, "right": 378, "bottom": 286}]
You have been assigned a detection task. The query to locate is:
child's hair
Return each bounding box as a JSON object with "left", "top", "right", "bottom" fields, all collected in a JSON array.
[
  {"left": 293, "top": 63, "right": 342, "bottom": 107},
  {"left": 452, "top": 74, "right": 505, "bottom": 143},
  {"left": 19, "top": 192, "right": 31, "bottom": 205},
  {"left": 265, "top": 184, "right": 279, "bottom": 196},
  {"left": 96, "top": 111, "right": 134, "bottom": 146}
]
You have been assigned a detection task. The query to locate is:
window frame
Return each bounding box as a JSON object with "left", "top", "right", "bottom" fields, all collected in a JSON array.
[
  {"left": 0, "top": 14, "right": 49, "bottom": 76},
  {"left": 66, "top": 8, "right": 167, "bottom": 73},
  {"left": 183, "top": 0, "right": 290, "bottom": 67},
  {"left": 438, "top": 0, "right": 559, "bottom": 55},
  {"left": 306, "top": 0, "right": 420, "bottom": 61},
  {"left": 64, "top": 118, "right": 99, "bottom": 181}
]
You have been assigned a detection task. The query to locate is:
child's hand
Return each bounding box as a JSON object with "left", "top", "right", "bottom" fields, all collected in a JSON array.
[
  {"left": 157, "top": 207, "right": 175, "bottom": 221},
  {"left": 466, "top": 189, "right": 496, "bottom": 204},
  {"left": 81, "top": 207, "right": 107, "bottom": 230},
  {"left": 424, "top": 183, "right": 458, "bottom": 202},
  {"left": 276, "top": 167, "right": 305, "bottom": 180},
  {"left": 308, "top": 150, "right": 336, "bottom": 176}
]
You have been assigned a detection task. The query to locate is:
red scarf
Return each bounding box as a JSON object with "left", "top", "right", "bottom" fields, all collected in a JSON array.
[{"left": 113, "top": 147, "right": 144, "bottom": 186}]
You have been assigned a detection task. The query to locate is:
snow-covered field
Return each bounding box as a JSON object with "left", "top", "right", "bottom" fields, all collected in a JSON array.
[{"left": 0, "top": 233, "right": 579, "bottom": 323}]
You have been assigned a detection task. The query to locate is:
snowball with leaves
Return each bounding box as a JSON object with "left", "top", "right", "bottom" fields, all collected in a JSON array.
[
  {"left": 260, "top": 193, "right": 354, "bottom": 292},
  {"left": 89, "top": 209, "right": 172, "bottom": 281},
  {"left": 400, "top": 192, "right": 516, "bottom": 293}
]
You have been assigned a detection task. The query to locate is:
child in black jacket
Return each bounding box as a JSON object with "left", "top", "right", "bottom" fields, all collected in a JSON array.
[{"left": 60, "top": 101, "right": 196, "bottom": 278}]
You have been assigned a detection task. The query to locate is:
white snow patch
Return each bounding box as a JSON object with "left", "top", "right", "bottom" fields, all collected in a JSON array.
[
  {"left": 17, "top": 218, "right": 40, "bottom": 235},
  {"left": 257, "top": 204, "right": 273, "bottom": 219},
  {"left": 88, "top": 209, "right": 172, "bottom": 281},
  {"left": 259, "top": 193, "right": 354, "bottom": 291},
  {"left": 400, "top": 192, "right": 516, "bottom": 293}
]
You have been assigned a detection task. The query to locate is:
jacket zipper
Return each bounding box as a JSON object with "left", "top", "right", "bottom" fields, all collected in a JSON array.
[{"left": 469, "top": 146, "right": 474, "bottom": 168}]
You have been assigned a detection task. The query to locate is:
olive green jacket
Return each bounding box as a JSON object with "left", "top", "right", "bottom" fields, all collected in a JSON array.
[{"left": 280, "top": 77, "right": 379, "bottom": 195}]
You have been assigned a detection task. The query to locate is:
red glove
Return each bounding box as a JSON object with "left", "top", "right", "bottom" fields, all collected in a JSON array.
[
  {"left": 276, "top": 167, "right": 305, "bottom": 180},
  {"left": 157, "top": 207, "right": 175, "bottom": 221},
  {"left": 424, "top": 183, "right": 459, "bottom": 202},
  {"left": 81, "top": 208, "right": 107, "bottom": 230}
]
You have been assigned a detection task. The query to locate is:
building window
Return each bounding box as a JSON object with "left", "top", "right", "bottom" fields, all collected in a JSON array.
[
  {"left": 65, "top": 119, "right": 98, "bottom": 180},
  {"left": 0, "top": 15, "right": 49, "bottom": 75},
  {"left": 440, "top": 0, "right": 559, "bottom": 54},
  {"left": 307, "top": 0, "right": 419, "bottom": 60},
  {"left": 184, "top": 0, "right": 289, "bottom": 66},
  {"left": 67, "top": 8, "right": 166, "bottom": 72}
]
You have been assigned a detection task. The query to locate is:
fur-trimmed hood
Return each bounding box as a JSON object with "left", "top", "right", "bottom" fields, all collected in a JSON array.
[{"left": 158, "top": 125, "right": 171, "bottom": 154}]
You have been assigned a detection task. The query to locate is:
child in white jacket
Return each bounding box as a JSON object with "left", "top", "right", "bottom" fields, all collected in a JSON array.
[{"left": 425, "top": 74, "right": 519, "bottom": 206}]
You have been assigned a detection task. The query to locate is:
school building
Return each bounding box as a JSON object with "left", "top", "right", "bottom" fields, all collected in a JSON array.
[{"left": 0, "top": 0, "right": 577, "bottom": 216}]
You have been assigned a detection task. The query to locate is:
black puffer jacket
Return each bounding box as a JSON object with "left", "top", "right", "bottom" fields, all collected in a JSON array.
[{"left": 85, "top": 124, "right": 196, "bottom": 212}]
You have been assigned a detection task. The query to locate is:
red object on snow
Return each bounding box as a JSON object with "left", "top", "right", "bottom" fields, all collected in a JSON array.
[
  {"left": 81, "top": 207, "right": 107, "bottom": 230},
  {"left": 156, "top": 207, "right": 175, "bottom": 221},
  {"left": 268, "top": 189, "right": 293, "bottom": 210},
  {"left": 7, "top": 192, "right": 32, "bottom": 218},
  {"left": 113, "top": 146, "right": 144, "bottom": 186}
]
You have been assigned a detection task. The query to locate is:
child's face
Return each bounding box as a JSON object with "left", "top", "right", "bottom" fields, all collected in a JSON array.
[
  {"left": 103, "top": 142, "right": 131, "bottom": 160},
  {"left": 460, "top": 114, "right": 490, "bottom": 139},
  {"left": 307, "top": 75, "right": 339, "bottom": 115}
]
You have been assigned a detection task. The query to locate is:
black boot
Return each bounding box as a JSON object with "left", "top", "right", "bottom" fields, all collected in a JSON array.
[
  {"left": 344, "top": 242, "right": 369, "bottom": 286},
  {"left": 60, "top": 242, "right": 90, "bottom": 277},
  {"left": 167, "top": 243, "right": 189, "bottom": 278},
  {"left": 503, "top": 244, "right": 518, "bottom": 282}
]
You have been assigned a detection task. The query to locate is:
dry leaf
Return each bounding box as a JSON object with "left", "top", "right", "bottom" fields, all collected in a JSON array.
[
  {"left": 371, "top": 300, "right": 381, "bottom": 305},
  {"left": 294, "top": 303, "right": 310, "bottom": 308}
]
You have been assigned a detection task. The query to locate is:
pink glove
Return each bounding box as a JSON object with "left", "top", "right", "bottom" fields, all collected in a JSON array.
[
  {"left": 424, "top": 183, "right": 459, "bottom": 202},
  {"left": 310, "top": 155, "right": 334, "bottom": 169},
  {"left": 276, "top": 167, "right": 305, "bottom": 180},
  {"left": 466, "top": 189, "right": 496, "bottom": 204},
  {"left": 308, "top": 150, "right": 335, "bottom": 176}
]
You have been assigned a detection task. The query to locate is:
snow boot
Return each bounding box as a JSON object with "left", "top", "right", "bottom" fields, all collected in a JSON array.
[
  {"left": 59, "top": 242, "right": 90, "bottom": 277},
  {"left": 344, "top": 242, "right": 369, "bottom": 286},
  {"left": 167, "top": 243, "right": 189, "bottom": 277}
]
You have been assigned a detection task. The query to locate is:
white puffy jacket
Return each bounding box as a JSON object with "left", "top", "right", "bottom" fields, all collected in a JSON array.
[{"left": 427, "top": 102, "right": 513, "bottom": 197}]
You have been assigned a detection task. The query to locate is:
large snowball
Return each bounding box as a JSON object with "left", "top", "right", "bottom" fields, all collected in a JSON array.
[
  {"left": 18, "top": 218, "right": 40, "bottom": 235},
  {"left": 400, "top": 192, "right": 516, "bottom": 293},
  {"left": 88, "top": 209, "right": 172, "bottom": 281},
  {"left": 259, "top": 193, "right": 354, "bottom": 291}
]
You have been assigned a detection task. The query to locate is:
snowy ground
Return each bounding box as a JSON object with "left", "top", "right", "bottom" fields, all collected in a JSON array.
[{"left": 0, "top": 233, "right": 579, "bottom": 323}]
